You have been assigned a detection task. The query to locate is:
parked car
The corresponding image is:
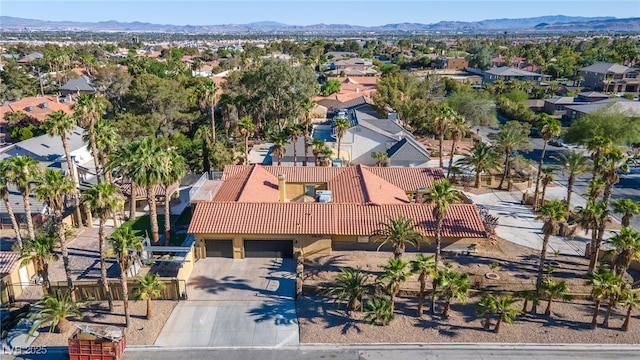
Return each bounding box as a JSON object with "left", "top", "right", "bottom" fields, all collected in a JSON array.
[{"left": 0, "top": 302, "right": 31, "bottom": 339}]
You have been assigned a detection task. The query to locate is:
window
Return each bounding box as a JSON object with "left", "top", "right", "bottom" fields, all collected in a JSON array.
[{"left": 305, "top": 185, "right": 315, "bottom": 197}]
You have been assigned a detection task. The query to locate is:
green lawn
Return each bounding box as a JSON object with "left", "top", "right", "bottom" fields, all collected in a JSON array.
[{"left": 112, "top": 214, "right": 179, "bottom": 240}]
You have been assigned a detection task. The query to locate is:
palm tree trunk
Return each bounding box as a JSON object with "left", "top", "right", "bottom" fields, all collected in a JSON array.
[
  {"left": 56, "top": 210, "right": 75, "bottom": 302},
  {"left": 128, "top": 180, "right": 136, "bottom": 221},
  {"left": 446, "top": 139, "right": 458, "bottom": 178},
  {"left": 484, "top": 311, "right": 491, "bottom": 330},
  {"left": 293, "top": 140, "right": 298, "bottom": 166},
  {"left": 163, "top": 187, "right": 171, "bottom": 246},
  {"left": 545, "top": 299, "right": 553, "bottom": 316},
  {"left": 89, "top": 127, "right": 102, "bottom": 185},
  {"left": 61, "top": 136, "right": 83, "bottom": 229},
  {"left": 442, "top": 300, "right": 451, "bottom": 316},
  {"left": 534, "top": 141, "right": 548, "bottom": 209},
  {"left": 499, "top": 151, "right": 510, "bottom": 189},
  {"left": 22, "top": 193, "right": 36, "bottom": 241},
  {"left": 418, "top": 278, "right": 425, "bottom": 317},
  {"left": 390, "top": 292, "right": 396, "bottom": 313},
  {"left": 591, "top": 299, "right": 601, "bottom": 329},
  {"left": 3, "top": 196, "right": 23, "bottom": 250},
  {"left": 304, "top": 131, "right": 310, "bottom": 167},
  {"left": 430, "top": 279, "right": 438, "bottom": 314},
  {"left": 146, "top": 297, "right": 152, "bottom": 319},
  {"left": 337, "top": 138, "right": 342, "bottom": 161},
  {"left": 313, "top": 152, "right": 319, "bottom": 167},
  {"left": 42, "top": 262, "right": 52, "bottom": 294},
  {"left": 522, "top": 299, "right": 529, "bottom": 312},
  {"left": 475, "top": 172, "right": 481, "bottom": 189},
  {"left": 148, "top": 186, "right": 160, "bottom": 245},
  {"left": 121, "top": 269, "right": 130, "bottom": 327},
  {"left": 536, "top": 234, "right": 551, "bottom": 293},
  {"left": 494, "top": 313, "right": 503, "bottom": 333},
  {"left": 99, "top": 219, "right": 114, "bottom": 312},
  {"left": 438, "top": 133, "right": 444, "bottom": 168},
  {"left": 602, "top": 300, "right": 614, "bottom": 328},
  {"left": 245, "top": 136, "right": 249, "bottom": 165},
  {"left": 589, "top": 223, "right": 605, "bottom": 272},
  {"left": 566, "top": 175, "right": 575, "bottom": 210},
  {"left": 100, "top": 153, "right": 112, "bottom": 184},
  {"left": 435, "top": 218, "right": 443, "bottom": 263},
  {"left": 622, "top": 306, "right": 631, "bottom": 331},
  {"left": 211, "top": 104, "right": 216, "bottom": 144},
  {"left": 540, "top": 182, "right": 549, "bottom": 207}
]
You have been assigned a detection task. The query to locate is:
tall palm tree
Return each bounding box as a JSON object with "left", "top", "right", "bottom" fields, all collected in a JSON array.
[
  {"left": 432, "top": 104, "right": 456, "bottom": 169},
  {"left": 455, "top": 141, "right": 500, "bottom": 188},
  {"left": 324, "top": 267, "right": 370, "bottom": 312},
  {"left": 271, "top": 132, "right": 288, "bottom": 166},
  {"left": 29, "top": 293, "right": 80, "bottom": 335},
  {"left": 434, "top": 267, "right": 470, "bottom": 317},
  {"left": 134, "top": 273, "right": 165, "bottom": 319},
  {"left": 238, "top": 116, "right": 255, "bottom": 165},
  {"left": 109, "top": 227, "right": 144, "bottom": 328},
  {"left": 618, "top": 288, "right": 640, "bottom": 332},
  {"left": 90, "top": 119, "right": 120, "bottom": 185},
  {"left": 7, "top": 155, "right": 40, "bottom": 241},
  {"left": 371, "top": 214, "right": 423, "bottom": 260},
  {"left": 587, "top": 178, "right": 606, "bottom": 202},
  {"left": 476, "top": 293, "right": 498, "bottom": 331},
  {"left": 320, "top": 145, "right": 334, "bottom": 167},
  {"left": 300, "top": 98, "right": 315, "bottom": 166},
  {"left": 586, "top": 136, "right": 611, "bottom": 186},
  {"left": 409, "top": 254, "right": 436, "bottom": 317},
  {"left": 533, "top": 115, "right": 561, "bottom": 209},
  {"left": 534, "top": 200, "right": 568, "bottom": 295},
  {"left": 197, "top": 80, "right": 218, "bottom": 144},
  {"left": 73, "top": 93, "right": 107, "bottom": 184},
  {"left": 287, "top": 123, "right": 304, "bottom": 166},
  {"left": 83, "top": 183, "right": 124, "bottom": 312},
  {"left": 160, "top": 150, "right": 185, "bottom": 245},
  {"left": 490, "top": 121, "right": 532, "bottom": 189},
  {"left": 0, "top": 160, "right": 23, "bottom": 249},
  {"left": 575, "top": 200, "right": 607, "bottom": 268},
  {"left": 20, "top": 232, "right": 58, "bottom": 294},
  {"left": 552, "top": 150, "right": 591, "bottom": 210},
  {"left": 310, "top": 138, "right": 325, "bottom": 166},
  {"left": 107, "top": 140, "right": 140, "bottom": 221},
  {"left": 612, "top": 198, "right": 640, "bottom": 227},
  {"left": 333, "top": 117, "right": 350, "bottom": 162},
  {"left": 446, "top": 114, "right": 469, "bottom": 178},
  {"left": 423, "top": 179, "right": 460, "bottom": 264},
  {"left": 539, "top": 166, "right": 555, "bottom": 207},
  {"left": 43, "top": 110, "right": 82, "bottom": 228},
  {"left": 585, "top": 268, "right": 622, "bottom": 329},
  {"left": 493, "top": 295, "right": 521, "bottom": 333},
  {"left": 540, "top": 277, "right": 571, "bottom": 316},
  {"left": 35, "top": 168, "right": 76, "bottom": 301},
  {"left": 607, "top": 227, "right": 640, "bottom": 277},
  {"left": 378, "top": 258, "right": 411, "bottom": 313}
]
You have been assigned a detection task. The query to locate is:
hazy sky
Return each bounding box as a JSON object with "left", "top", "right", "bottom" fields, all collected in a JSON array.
[{"left": 2, "top": 0, "right": 638, "bottom": 27}]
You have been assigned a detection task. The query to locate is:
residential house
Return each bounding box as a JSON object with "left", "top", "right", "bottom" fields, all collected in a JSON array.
[
  {"left": 543, "top": 96, "right": 576, "bottom": 117},
  {"left": 434, "top": 57, "right": 469, "bottom": 70},
  {"left": 564, "top": 98, "right": 640, "bottom": 122},
  {"left": 483, "top": 67, "right": 543, "bottom": 85},
  {"left": 328, "top": 58, "right": 377, "bottom": 77},
  {"left": 578, "top": 62, "right": 640, "bottom": 94},
  {"left": 187, "top": 164, "right": 485, "bottom": 259},
  {"left": 0, "top": 251, "right": 36, "bottom": 303},
  {"left": 59, "top": 76, "right": 96, "bottom": 96},
  {"left": 17, "top": 52, "right": 43, "bottom": 64},
  {"left": 312, "top": 77, "right": 379, "bottom": 110},
  {"left": 0, "top": 96, "right": 75, "bottom": 145}
]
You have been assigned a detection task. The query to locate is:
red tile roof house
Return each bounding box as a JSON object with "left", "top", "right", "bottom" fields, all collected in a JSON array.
[{"left": 188, "top": 164, "right": 486, "bottom": 259}]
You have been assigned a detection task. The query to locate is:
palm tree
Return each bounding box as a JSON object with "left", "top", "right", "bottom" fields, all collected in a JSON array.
[
  {"left": 607, "top": 227, "right": 640, "bottom": 277},
  {"left": 515, "top": 289, "right": 539, "bottom": 314},
  {"left": 585, "top": 269, "right": 622, "bottom": 329},
  {"left": 160, "top": 150, "right": 185, "bottom": 245},
  {"left": 371, "top": 151, "right": 389, "bottom": 167},
  {"left": 493, "top": 295, "right": 521, "bottom": 333},
  {"left": 29, "top": 293, "right": 80, "bottom": 334},
  {"left": 371, "top": 214, "right": 422, "bottom": 259},
  {"left": 107, "top": 140, "right": 140, "bottom": 221},
  {"left": 43, "top": 110, "right": 82, "bottom": 228},
  {"left": 20, "top": 232, "right": 58, "bottom": 294},
  {"left": 363, "top": 295, "right": 394, "bottom": 326},
  {"left": 539, "top": 166, "right": 555, "bottom": 207},
  {"left": 540, "top": 277, "right": 571, "bottom": 316},
  {"left": 197, "top": 80, "right": 218, "bottom": 144},
  {"left": 0, "top": 160, "right": 23, "bottom": 249},
  {"left": 333, "top": 117, "right": 350, "bottom": 162},
  {"left": 324, "top": 267, "right": 370, "bottom": 312},
  {"left": 109, "top": 227, "right": 144, "bottom": 327},
  {"left": 35, "top": 168, "right": 76, "bottom": 301},
  {"left": 7, "top": 155, "right": 40, "bottom": 241},
  {"left": 575, "top": 200, "right": 607, "bottom": 266},
  {"left": 446, "top": 114, "right": 469, "bottom": 178},
  {"left": 83, "top": 183, "right": 124, "bottom": 312},
  {"left": 300, "top": 98, "right": 315, "bottom": 166},
  {"left": 287, "top": 124, "right": 304, "bottom": 166},
  {"left": 271, "top": 132, "right": 288, "bottom": 166},
  {"left": 533, "top": 115, "right": 561, "bottom": 209},
  {"left": 534, "top": 200, "right": 568, "bottom": 294},
  {"left": 238, "top": 116, "right": 255, "bottom": 165},
  {"left": 73, "top": 93, "right": 107, "bottom": 184},
  {"left": 552, "top": 150, "right": 591, "bottom": 210},
  {"left": 612, "top": 198, "right": 640, "bottom": 227},
  {"left": 90, "top": 119, "right": 120, "bottom": 185},
  {"left": 618, "top": 288, "right": 640, "bottom": 332},
  {"left": 587, "top": 178, "right": 606, "bottom": 202},
  {"left": 490, "top": 121, "right": 532, "bottom": 189},
  {"left": 432, "top": 104, "right": 456, "bottom": 168},
  {"left": 586, "top": 136, "right": 611, "bottom": 186},
  {"left": 410, "top": 254, "right": 436, "bottom": 317},
  {"left": 423, "top": 180, "right": 460, "bottom": 264},
  {"left": 455, "top": 141, "right": 500, "bottom": 188},
  {"left": 377, "top": 258, "right": 410, "bottom": 313},
  {"left": 476, "top": 293, "right": 498, "bottom": 331},
  {"left": 310, "top": 139, "right": 325, "bottom": 167},
  {"left": 134, "top": 273, "right": 165, "bottom": 319},
  {"left": 434, "top": 267, "right": 470, "bottom": 317},
  {"left": 320, "top": 145, "right": 334, "bottom": 166}
]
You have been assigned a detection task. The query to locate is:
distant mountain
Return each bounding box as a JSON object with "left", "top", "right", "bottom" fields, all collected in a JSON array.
[{"left": 0, "top": 15, "right": 637, "bottom": 34}]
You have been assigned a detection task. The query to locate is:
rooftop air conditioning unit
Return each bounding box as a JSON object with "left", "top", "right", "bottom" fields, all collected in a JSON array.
[
  {"left": 316, "top": 190, "right": 332, "bottom": 203},
  {"left": 25, "top": 106, "right": 35, "bottom": 112},
  {"left": 39, "top": 102, "right": 48, "bottom": 108}
]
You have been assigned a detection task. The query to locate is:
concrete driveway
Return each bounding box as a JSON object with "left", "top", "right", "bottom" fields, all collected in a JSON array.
[{"left": 155, "top": 257, "right": 299, "bottom": 347}]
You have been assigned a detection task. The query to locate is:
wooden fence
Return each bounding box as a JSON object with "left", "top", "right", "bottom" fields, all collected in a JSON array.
[{"left": 50, "top": 278, "right": 185, "bottom": 301}]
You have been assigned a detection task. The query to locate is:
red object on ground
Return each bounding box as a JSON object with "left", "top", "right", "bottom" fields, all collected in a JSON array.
[{"left": 67, "top": 327, "right": 126, "bottom": 360}]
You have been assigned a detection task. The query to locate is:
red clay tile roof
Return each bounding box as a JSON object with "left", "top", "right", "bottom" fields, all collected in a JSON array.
[
  {"left": 188, "top": 202, "right": 485, "bottom": 238},
  {"left": 366, "top": 167, "right": 444, "bottom": 191},
  {"left": 328, "top": 166, "right": 409, "bottom": 205},
  {"left": 223, "top": 165, "right": 346, "bottom": 183},
  {"left": 116, "top": 182, "right": 179, "bottom": 198},
  {"left": 0, "top": 251, "right": 20, "bottom": 275},
  {"left": 214, "top": 165, "right": 279, "bottom": 202},
  {"left": 0, "top": 96, "right": 74, "bottom": 124}
]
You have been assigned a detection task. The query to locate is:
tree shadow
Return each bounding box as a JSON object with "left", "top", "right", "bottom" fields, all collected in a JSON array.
[
  {"left": 296, "top": 295, "right": 362, "bottom": 335},
  {"left": 246, "top": 298, "right": 298, "bottom": 326}
]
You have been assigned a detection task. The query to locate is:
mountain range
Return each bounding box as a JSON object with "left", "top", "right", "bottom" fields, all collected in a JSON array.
[{"left": 1, "top": 15, "right": 639, "bottom": 33}]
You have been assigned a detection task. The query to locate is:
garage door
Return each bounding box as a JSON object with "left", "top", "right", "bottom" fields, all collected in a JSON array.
[
  {"left": 244, "top": 240, "right": 293, "bottom": 258},
  {"left": 205, "top": 240, "right": 233, "bottom": 258}
]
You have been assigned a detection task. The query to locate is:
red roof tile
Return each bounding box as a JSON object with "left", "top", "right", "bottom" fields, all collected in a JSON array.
[
  {"left": 0, "top": 96, "right": 74, "bottom": 124},
  {"left": 0, "top": 251, "right": 20, "bottom": 275},
  {"left": 328, "top": 166, "right": 409, "bottom": 205},
  {"left": 366, "top": 167, "right": 444, "bottom": 191},
  {"left": 214, "top": 165, "right": 279, "bottom": 202}
]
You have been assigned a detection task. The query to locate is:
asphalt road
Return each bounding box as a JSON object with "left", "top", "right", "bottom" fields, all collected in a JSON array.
[{"left": 476, "top": 123, "right": 640, "bottom": 232}]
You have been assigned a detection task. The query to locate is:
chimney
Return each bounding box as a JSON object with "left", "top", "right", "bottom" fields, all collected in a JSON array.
[{"left": 278, "top": 173, "right": 286, "bottom": 202}]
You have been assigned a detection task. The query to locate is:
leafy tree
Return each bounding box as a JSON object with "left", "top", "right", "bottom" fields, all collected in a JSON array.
[
  {"left": 476, "top": 293, "right": 498, "bottom": 331},
  {"left": 333, "top": 117, "right": 350, "bottom": 162},
  {"left": 612, "top": 198, "right": 640, "bottom": 227},
  {"left": 540, "top": 277, "right": 572, "bottom": 316},
  {"left": 109, "top": 227, "right": 144, "bottom": 327},
  {"left": 196, "top": 80, "right": 219, "bottom": 144},
  {"left": 299, "top": 98, "right": 315, "bottom": 166},
  {"left": 20, "top": 232, "right": 58, "bottom": 294},
  {"left": 552, "top": 150, "right": 591, "bottom": 210},
  {"left": 377, "top": 258, "right": 411, "bottom": 313},
  {"left": 0, "top": 61, "right": 38, "bottom": 100},
  {"left": 618, "top": 288, "right": 640, "bottom": 332},
  {"left": 489, "top": 121, "right": 532, "bottom": 189},
  {"left": 455, "top": 141, "right": 500, "bottom": 188},
  {"left": 92, "top": 64, "right": 132, "bottom": 109},
  {"left": 320, "top": 79, "right": 341, "bottom": 96},
  {"left": 585, "top": 269, "right": 622, "bottom": 329},
  {"left": 606, "top": 227, "right": 640, "bottom": 277},
  {"left": 29, "top": 293, "right": 80, "bottom": 334},
  {"left": 563, "top": 107, "right": 640, "bottom": 147},
  {"left": 534, "top": 200, "right": 568, "bottom": 296},
  {"left": 6, "top": 155, "right": 40, "bottom": 241},
  {"left": 493, "top": 295, "right": 521, "bottom": 333},
  {"left": 434, "top": 267, "right": 470, "bottom": 317},
  {"left": 446, "top": 91, "right": 496, "bottom": 127},
  {"left": 324, "top": 267, "right": 370, "bottom": 312},
  {"left": 423, "top": 180, "right": 460, "bottom": 264},
  {"left": 533, "top": 115, "right": 562, "bottom": 209},
  {"left": 467, "top": 44, "right": 491, "bottom": 70},
  {"left": 0, "top": 160, "right": 23, "bottom": 249},
  {"left": 410, "top": 254, "right": 436, "bottom": 317},
  {"left": 371, "top": 214, "right": 422, "bottom": 260},
  {"left": 134, "top": 273, "right": 165, "bottom": 320},
  {"left": 83, "top": 183, "right": 124, "bottom": 312}
]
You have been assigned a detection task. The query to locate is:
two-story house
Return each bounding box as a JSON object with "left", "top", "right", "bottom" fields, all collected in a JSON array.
[
  {"left": 578, "top": 62, "right": 640, "bottom": 94},
  {"left": 483, "top": 67, "right": 543, "bottom": 85}
]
